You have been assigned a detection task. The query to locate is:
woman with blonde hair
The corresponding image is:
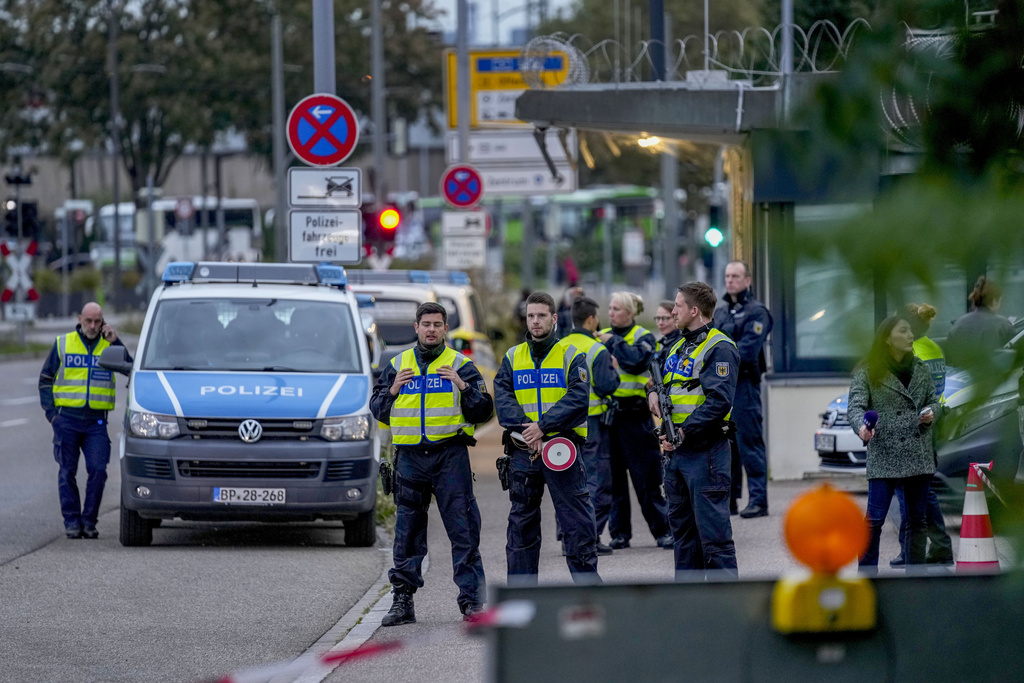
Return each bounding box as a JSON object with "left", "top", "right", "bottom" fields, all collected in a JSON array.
[{"left": 598, "top": 292, "right": 672, "bottom": 550}]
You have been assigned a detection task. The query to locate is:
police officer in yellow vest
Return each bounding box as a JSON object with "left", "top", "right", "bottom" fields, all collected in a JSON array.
[
  {"left": 650, "top": 282, "right": 739, "bottom": 578},
  {"left": 599, "top": 292, "right": 672, "bottom": 550},
  {"left": 562, "top": 296, "right": 620, "bottom": 554},
  {"left": 370, "top": 302, "right": 493, "bottom": 626},
  {"left": 39, "top": 302, "right": 131, "bottom": 539},
  {"left": 494, "top": 291, "right": 600, "bottom": 584}
]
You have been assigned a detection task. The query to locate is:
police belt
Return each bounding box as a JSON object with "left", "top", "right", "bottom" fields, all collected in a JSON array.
[
  {"left": 502, "top": 429, "right": 584, "bottom": 453},
  {"left": 55, "top": 405, "right": 109, "bottom": 421},
  {"left": 395, "top": 429, "right": 476, "bottom": 455}
]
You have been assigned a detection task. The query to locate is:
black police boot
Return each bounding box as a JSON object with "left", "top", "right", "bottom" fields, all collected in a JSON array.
[
  {"left": 889, "top": 554, "right": 906, "bottom": 568},
  {"left": 609, "top": 537, "right": 629, "bottom": 550},
  {"left": 462, "top": 603, "right": 485, "bottom": 622},
  {"left": 657, "top": 533, "right": 674, "bottom": 549},
  {"left": 81, "top": 525, "right": 99, "bottom": 540},
  {"left": 739, "top": 504, "right": 768, "bottom": 519},
  {"left": 596, "top": 542, "right": 614, "bottom": 556},
  {"left": 381, "top": 589, "right": 415, "bottom": 627}
]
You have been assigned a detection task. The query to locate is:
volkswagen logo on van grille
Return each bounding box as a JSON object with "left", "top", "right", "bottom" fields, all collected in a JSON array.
[{"left": 238, "top": 419, "right": 263, "bottom": 443}]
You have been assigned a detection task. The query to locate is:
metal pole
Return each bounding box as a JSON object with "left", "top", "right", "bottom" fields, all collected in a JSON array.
[
  {"left": 781, "top": 0, "right": 794, "bottom": 125},
  {"left": 146, "top": 173, "right": 155, "bottom": 299},
  {"left": 602, "top": 203, "right": 613, "bottom": 294},
  {"left": 662, "top": 12, "right": 678, "bottom": 297},
  {"left": 108, "top": 0, "right": 122, "bottom": 310},
  {"left": 272, "top": 13, "right": 288, "bottom": 262},
  {"left": 215, "top": 155, "right": 224, "bottom": 257},
  {"left": 14, "top": 176, "right": 24, "bottom": 345},
  {"left": 545, "top": 203, "right": 557, "bottom": 290},
  {"left": 372, "top": 0, "right": 387, "bottom": 204},
  {"left": 521, "top": 202, "right": 534, "bottom": 289},
  {"left": 61, "top": 210, "right": 69, "bottom": 318},
  {"left": 703, "top": 0, "right": 710, "bottom": 71},
  {"left": 457, "top": 0, "right": 471, "bottom": 163},
  {"left": 200, "top": 150, "right": 209, "bottom": 260},
  {"left": 312, "top": 0, "right": 336, "bottom": 94},
  {"left": 492, "top": 0, "right": 499, "bottom": 45},
  {"left": 649, "top": 0, "right": 664, "bottom": 81}
]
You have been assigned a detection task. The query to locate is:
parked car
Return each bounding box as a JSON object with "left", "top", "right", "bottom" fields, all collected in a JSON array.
[
  {"left": 347, "top": 278, "right": 439, "bottom": 372},
  {"left": 427, "top": 271, "right": 502, "bottom": 392},
  {"left": 815, "top": 324, "right": 1024, "bottom": 504}
]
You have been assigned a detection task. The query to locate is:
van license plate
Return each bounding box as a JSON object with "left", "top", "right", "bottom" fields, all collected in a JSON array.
[
  {"left": 213, "top": 487, "right": 286, "bottom": 505},
  {"left": 814, "top": 434, "right": 836, "bottom": 452}
]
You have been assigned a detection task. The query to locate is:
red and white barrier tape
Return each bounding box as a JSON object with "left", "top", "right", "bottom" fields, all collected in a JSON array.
[
  {"left": 972, "top": 462, "right": 1006, "bottom": 507},
  {"left": 205, "top": 600, "right": 536, "bottom": 683}
]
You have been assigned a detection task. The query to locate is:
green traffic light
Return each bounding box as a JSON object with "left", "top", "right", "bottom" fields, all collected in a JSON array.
[{"left": 705, "top": 227, "right": 724, "bottom": 247}]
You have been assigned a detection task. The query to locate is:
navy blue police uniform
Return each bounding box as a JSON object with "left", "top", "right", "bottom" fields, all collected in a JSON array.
[
  {"left": 602, "top": 325, "right": 671, "bottom": 548},
  {"left": 656, "top": 328, "right": 683, "bottom": 365},
  {"left": 659, "top": 323, "right": 740, "bottom": 577},
  {"left": 370, "top": 343, "right": 493, "bottom": 614},
  {"left": 562, "top": 327, "right": 620, "bottom": 540},
  {"left": 493, "top": 332, "right": 600, "bottom": 584},
  {"left": 712, "top": 288, "right": 772, "bottom": 516},
  {"left": 39, "top": 326, "right": 131, "bottom": 538}
]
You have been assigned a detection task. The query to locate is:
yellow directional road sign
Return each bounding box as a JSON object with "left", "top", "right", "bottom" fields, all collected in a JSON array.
[{"left": 445, "top": 49, "right": 569, "bottom": 129}]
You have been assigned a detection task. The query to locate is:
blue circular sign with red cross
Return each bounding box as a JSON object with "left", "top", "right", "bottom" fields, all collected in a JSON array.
[
  {"left": 441, "top": 164, "right": 484, "bottom": 208},
  {"left": 287, "top": 93, "right": 360, "bottom": 167}
]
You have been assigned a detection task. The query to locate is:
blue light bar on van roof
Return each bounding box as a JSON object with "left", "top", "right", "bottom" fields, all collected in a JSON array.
[
  {"left": 315, "top": 263, "right": 348, "bottom": 288},
  {"left": 448, "top": 271, "right": 471, "bottom": 285},
  {"left": 162, "top": 262, "right": 196, "bottom": 283},
  {"left": 355, "top": 293, "right": 376, "bottom": 308},
  {"left": 408, "top": 270, "right": 431, "bottom": 284}
]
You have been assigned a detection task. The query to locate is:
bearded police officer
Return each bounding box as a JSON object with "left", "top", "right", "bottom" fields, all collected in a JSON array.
[
  {"left": 713, "top": 260, "right": 773, "bottom": 518},
  {"left": 562, "top": 296, "right": 620, "bottom": 554},
  {"left": 494, "top": 291, "right": 600, "bottom": 584},
  {"left": 371, "top": 302, "right": 493, "bottom": 626},
  {"left": 651, "top": 282, "right": 739, "bottom": 578},
  {"left": 39, "top": 302, "right": 131, "bottom": 539}
]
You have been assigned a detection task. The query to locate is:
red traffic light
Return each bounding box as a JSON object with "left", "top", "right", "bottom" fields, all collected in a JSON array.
[{"left": 378, "top": 207, "right": 400, "bottom": 232}]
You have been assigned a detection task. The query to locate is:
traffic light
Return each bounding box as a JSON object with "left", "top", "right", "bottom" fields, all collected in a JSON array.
[
  {"left": 3, "top": 200, "right": 15, "bottom": 236},
  {"left": 378, "top": 206, "right": 400, "bottom": 237},
  {"left": 362, "top": 204, "right": 401, "bottom": 257},
  {"left": 705, "top": 205, "right": 724, "bottom": 248},
  {"left": 2, "top": 199, "right": 38, "bottom": 238}
]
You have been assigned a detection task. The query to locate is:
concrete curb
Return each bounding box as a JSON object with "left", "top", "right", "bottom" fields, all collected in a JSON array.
[{"left": 287, "top": 530, "right": 429, "bottom": 683}]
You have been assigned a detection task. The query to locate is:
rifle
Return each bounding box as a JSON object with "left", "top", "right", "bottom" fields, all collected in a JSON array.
[{"left": 649, "top": 358, "right": 684, "bottom": 450}]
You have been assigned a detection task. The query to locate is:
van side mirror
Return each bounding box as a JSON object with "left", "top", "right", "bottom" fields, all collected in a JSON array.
[{"left": 99, "top": 346, "right": 133, "bottom": 376}]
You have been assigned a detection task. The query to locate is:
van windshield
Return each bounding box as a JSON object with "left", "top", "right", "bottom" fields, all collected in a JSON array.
[
  {"left": 368, "top": 299, "right": 421, "bottom": 346},
  {"left": 142, "top": 299, "right": 361, "bottom": 373}
]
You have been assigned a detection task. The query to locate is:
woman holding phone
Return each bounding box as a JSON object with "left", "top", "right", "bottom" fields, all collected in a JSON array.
[{"left": 847, "top": 313, "right": 940, "bottom": 572}]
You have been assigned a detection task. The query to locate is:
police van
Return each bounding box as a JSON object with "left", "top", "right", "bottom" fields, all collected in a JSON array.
[{"left": 99, "top": 261, "right": 379, "bottom": 547}]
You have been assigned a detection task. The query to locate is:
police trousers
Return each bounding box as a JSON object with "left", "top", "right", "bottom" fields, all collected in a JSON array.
[
  {"left": 506, "top": 447, "right": 599, "bottom": 585},
  {"left": 582, "top": 416, "right": 613, "bottom": 536},
  {"left": 608, "top": 411, "right": 670, "bottom": 542},
  {"left": 730, "top": 378, "right": 768, "bottom": 508},
  {"left": 52, "top": 414, "right": 111, "bottom": 529},
  {"left": 664, "top": 438, "right": 738, "bottom": 578},
  {"left": 389, "top": 442, "right": 485, "bottom": 609}
]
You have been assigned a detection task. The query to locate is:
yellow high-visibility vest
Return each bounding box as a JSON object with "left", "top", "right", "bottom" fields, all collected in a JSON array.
[
  {"left": 600, "top": 324, "right": 651, "bottom": 398},
  {"left": 53, "top": 332, "right": 115, "bottom": 410},
  {"left": 913, "top": 336, "right": 946, "bottom": 401},
  {"left": 389, "top": 347, "right": 475, "bottom": 446},
  {"left": 563, "top": 331, "right": 612, "bottom": 417},
  {"left": 507, "top": 340, "right": 587, "bottom": 439},
  {"left": 663, "top": 329, "right": 735, "bottom": 425}
]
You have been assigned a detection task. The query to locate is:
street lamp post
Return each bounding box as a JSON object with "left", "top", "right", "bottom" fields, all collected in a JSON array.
[{"left": 108, "top": 0, "right": 123, "bottom": 311}]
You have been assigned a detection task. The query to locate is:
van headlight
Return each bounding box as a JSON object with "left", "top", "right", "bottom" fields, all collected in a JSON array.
[
  {"left": 321, "top": 415, "right": 370, "bottom": 441},
  {"left": 129, "top": 410, "right": 180, "bottom": 439}
]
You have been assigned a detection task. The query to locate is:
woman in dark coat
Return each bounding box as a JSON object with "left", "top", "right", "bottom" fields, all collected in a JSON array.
[{"left": 848, "top": 313, "right": 940, "bottom": 572}]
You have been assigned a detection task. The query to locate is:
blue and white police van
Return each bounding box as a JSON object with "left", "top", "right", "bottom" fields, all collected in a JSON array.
[{"left": 99, "top": 262, "right": 379, "bottom": 547}]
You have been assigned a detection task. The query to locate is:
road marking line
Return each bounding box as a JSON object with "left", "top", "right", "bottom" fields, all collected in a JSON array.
[
  {"left": 0, "top": 396, "right": 36, "bottom": 406},
  {"left": 0, "top": 418, "right": 29, "bottom": 428}
]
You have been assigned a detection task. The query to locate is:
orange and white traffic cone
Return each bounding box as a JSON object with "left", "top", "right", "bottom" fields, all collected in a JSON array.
[{"left": 956, "top": 461, "right": 1000, "bottom": 574}]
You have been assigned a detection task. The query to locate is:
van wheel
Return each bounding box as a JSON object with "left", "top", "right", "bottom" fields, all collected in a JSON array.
[
  {"left": 344, "top": 507, "right": 376, "bottom": 547},
  {"left": 120, "top": 497, "right": 153, "bottom": 547}
]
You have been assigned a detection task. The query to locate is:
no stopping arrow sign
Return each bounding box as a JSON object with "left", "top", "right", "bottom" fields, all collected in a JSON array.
[
  {"left": 287, "top": 94, "right": 360, "bottom": 167},
  {"left": 441, "top": 164, "right": 484, "bottom": 208}
]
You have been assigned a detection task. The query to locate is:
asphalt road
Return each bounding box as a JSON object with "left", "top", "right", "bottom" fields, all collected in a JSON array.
[{"left": 0, "top": 353, "right": 385, "bottom": 683}]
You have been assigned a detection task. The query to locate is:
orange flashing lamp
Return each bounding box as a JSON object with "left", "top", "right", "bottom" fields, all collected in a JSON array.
[{"left": 771, "top": 484, "right": 877, "bottom": 634}]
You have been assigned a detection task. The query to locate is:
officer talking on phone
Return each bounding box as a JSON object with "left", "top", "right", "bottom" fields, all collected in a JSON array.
[{"left": 39, "top": 302, "right": 131, "bottom": 539}]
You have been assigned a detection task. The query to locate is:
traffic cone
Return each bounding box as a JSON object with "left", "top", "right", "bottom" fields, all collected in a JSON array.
[{"left": 956, "top": 462, "right": 1000, "bottom": 574}]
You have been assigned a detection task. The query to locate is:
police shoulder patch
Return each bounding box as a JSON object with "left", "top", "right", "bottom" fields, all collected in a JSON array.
[
  {"left": 716, "top": 362, "right": 730, "bottom": 377},
  {"left": 753, "top": 321, "right": 765, "bottom": 335},
  {"left": 476, "top": 380, "right": 487, "bottom": 394},
  {"left": 578, "top": 367, "right": 588, "bottom": 383}
]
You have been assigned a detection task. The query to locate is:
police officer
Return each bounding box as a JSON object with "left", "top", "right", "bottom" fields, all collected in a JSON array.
[
  {"left": 562, "top": 296, "right": 620, "bottom": 554},
  {"left": 654, "top": 300, "right": 682, "bottom": 365},
  {"left": 39, "top": 302, "right": 131, "bottom": 539},
  {"left": 370, "top": 302, "right": 493, "bottom": 626},
  {"left": 651, "top": 282, "right": 739, "bottom": 578},
  {"left": 713, "top": 260, "right": 773, "bottom": 518},
  {"left": 494, "top": 291, "right": 600, "bottom": 585},
  {"left": 599, "top": 292, "right": 672, "bottom": 550}
]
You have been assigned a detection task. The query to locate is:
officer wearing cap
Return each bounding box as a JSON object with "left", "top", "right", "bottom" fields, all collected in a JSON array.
[
  {"left": 712, "top": 260, "right": 773, "bottom": 518},
  {"left": 371, "top": 302, "right": 493, "bottom": 626},
  {"left": 494, "top": 291, "right": 600, "bottom": 584},
  {"left": 652, "top": 282, "right": 739, "bottom": 578},
  {"left": 39, "top": 302, "right": 131, "bottom": 540},
  {"left": 561, "top": 296, "right": 620, "bottom": 554}
]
